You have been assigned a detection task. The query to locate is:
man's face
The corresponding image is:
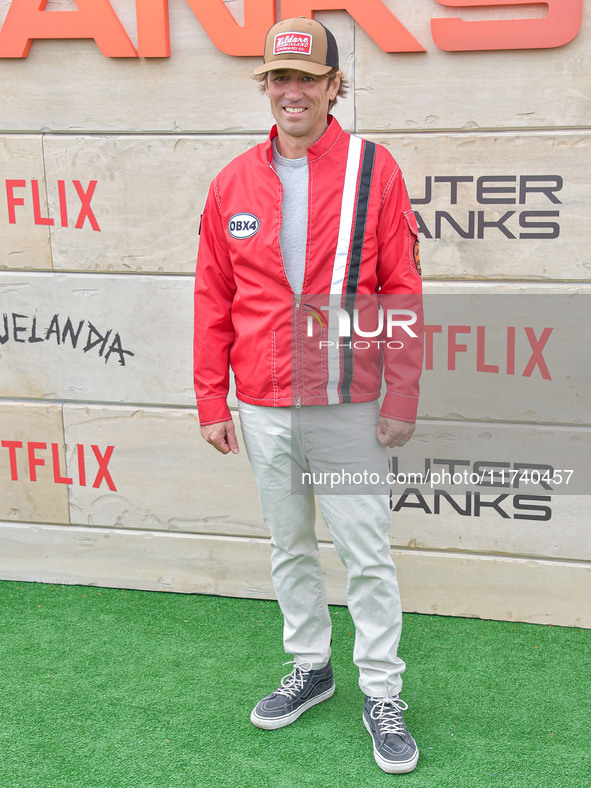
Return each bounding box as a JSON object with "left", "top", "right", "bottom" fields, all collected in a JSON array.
[{"left": 265, "top": 68, "right": 340, "bottom": 154}]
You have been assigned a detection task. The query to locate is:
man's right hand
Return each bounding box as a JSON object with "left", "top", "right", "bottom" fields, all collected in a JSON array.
[{"left": 200, "top": 419, "right": 239, "bottom": 455}]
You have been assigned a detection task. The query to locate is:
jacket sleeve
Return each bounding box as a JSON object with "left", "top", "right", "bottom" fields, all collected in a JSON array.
[
  {"left": 376, "top": 163, "right": 424, "bottom": 423},
  {"left": 193, "top": 179, "right": 237, "bottom": 425}
]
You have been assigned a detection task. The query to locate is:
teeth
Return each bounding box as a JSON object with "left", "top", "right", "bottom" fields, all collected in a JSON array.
[{"left": 284, "top": 107, "right": 306, "bottom": 113}]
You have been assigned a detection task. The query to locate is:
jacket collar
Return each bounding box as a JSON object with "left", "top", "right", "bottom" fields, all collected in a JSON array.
[{"left": 265, "top": 115, "right": 344, "bottom": 164}]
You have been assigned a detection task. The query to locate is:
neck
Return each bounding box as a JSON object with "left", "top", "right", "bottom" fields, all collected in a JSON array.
[{"left": 275, "top": 121, "right": 329, "bottom": 160}]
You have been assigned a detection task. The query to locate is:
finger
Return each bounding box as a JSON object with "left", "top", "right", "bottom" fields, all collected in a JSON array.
[
  {"left": 225, "top": 422, "right": 240, "bottom": 455},
  {"left": 201, "top": 425, "right": 231, "bottom": 455},
  {"left": 376, "top": 425, "right": 390, "bottom": 446},
  {"left": 213, "top": 436, "right": 231, "bottom": 454}
]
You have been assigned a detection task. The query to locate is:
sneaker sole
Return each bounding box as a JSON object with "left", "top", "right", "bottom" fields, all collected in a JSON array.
[
  {"left": 250, "top": 683, "right": 335, "bottom": 730},
  {"left": 363, "top": 715, "right": 420, "bottom": 774}
]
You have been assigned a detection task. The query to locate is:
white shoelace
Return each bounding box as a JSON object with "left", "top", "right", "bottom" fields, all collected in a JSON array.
[
  {"left": 369, "top": 697, "right": 409, "bottom": 735},
  {"left": 275, "top": 661, "right": 313, "bottom": 699}
]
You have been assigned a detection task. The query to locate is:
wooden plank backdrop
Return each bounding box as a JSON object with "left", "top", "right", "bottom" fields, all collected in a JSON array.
[{"left": 0, "top": 3, "right": 589, "bottom": 626}]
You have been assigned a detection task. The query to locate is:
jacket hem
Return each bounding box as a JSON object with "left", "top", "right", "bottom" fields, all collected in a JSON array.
[{"left": 236, "top": 391, "right": 382, "bottom": 408}]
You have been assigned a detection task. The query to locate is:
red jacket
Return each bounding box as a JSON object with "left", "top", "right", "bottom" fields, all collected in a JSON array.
[{"left": 194, "top": 117, "right": 423, "bottom": 426}]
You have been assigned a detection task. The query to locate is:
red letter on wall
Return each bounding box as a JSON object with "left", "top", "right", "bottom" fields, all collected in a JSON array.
[
  {"left": 281, "top": 0, "right": 425, "bottom": 52},
  {"left": 0, "top": 0, "right": 138, "bottom": 58},
  {"left": 431, "top": 0, "right": 584, "bottom": 52},
  {"left": 183, "top": 0, "right": 275, "bottom": 57},
  {"left": 136, "top": 0, "right": 170, "bottom": 57},
  {"left": 6, "top": 180, "right": 26, "bottom": 224}
]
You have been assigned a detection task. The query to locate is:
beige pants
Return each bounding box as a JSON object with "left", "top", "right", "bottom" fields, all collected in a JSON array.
[{"left": 238, "top": 400, "right": 405, "bottom": 698}]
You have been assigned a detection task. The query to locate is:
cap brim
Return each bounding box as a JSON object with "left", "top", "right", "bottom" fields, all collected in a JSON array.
[{"left": 253, "top": 59, "right": 333, "bottom": 77}]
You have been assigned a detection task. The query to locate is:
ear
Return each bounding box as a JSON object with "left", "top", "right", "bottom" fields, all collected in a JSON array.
[{"left": 328, "top": 71, "right": 341, "bottom": 99}]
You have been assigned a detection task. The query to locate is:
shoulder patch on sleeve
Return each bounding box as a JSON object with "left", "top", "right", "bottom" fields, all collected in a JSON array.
[{"left": 413, "top": 238, "right": 421, "bottom": 276}]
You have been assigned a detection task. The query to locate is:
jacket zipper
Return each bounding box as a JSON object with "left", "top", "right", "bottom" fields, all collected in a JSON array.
[
  {"left": 295, "top": 296, "right": 302, "bottom": 408},
  {"left": 270, "top": 160, "right": 305, "bottom": 410}
]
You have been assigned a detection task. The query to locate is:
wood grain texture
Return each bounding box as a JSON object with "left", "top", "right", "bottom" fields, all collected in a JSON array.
[
  {"left": 2, "top": 274, "right": 589, "bottom": 425},
  {"left": 43, "top": 135, "right": 265, "bottom": 274},
  {"left": 0, "top": 136, "right": 52, "bottom": 270},
  {"left": 1, "top": 1, "right": 589, "bottom": 624},
  {"left": 0, "top": 403, "right": 70, "bottom": 523},
  {"left": 0, "top": 522, "right": 588, "bottom": 627},
  {"left": 355, "top": 2, "right": 590, "bottom": 132},
  {"left": 0, "top": 5, "right": 354, "bottom": 133},
  {"left": 372, "top": 131, "right": 591, "bottom": 281}
]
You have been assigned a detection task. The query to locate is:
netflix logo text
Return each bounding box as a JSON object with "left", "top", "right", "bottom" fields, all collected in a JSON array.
[
  {"left": 424, "top": 324, "right": 553, "bottom": 379},
  {"left": 5, "top": 179, "right": 100, "bottom": 231},
  {"left": 1, "top": 440, "right": 117, "bottom": 490}
]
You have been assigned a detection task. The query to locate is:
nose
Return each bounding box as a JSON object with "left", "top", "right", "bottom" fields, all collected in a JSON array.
[{"left": 284, "top": 77, "right": 303, "bottom": 101}]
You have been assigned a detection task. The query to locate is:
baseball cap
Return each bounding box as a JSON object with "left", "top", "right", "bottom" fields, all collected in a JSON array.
[{"left": 253, "top": 17, "right": 339, "bottom": 77}]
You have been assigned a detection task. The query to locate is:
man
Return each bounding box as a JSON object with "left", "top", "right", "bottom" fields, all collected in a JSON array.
[{"left": 194, "top": 16, "right": 423, "bottom": 774}]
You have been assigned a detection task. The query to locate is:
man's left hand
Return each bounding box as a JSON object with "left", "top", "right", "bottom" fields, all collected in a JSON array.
[{"left": 377, "top": 417, "right": 415, "bottom": 448}]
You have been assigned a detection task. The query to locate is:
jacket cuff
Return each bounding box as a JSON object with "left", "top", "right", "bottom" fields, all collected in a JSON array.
[
  {"left": 379, "top": 391, "right": 419, "bottom": 423},
  {"left": 196, "top": 397, "right": 232, "bottom": 426}
]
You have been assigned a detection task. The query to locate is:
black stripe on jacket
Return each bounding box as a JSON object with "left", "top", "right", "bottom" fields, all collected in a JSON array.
[{"left": 340, "top": 140, "right": 376, "bottom": 402}]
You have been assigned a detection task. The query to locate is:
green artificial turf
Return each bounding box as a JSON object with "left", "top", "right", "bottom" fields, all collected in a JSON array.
[{"left": 0, "top": 580, "right": 589, "bottom": 788}]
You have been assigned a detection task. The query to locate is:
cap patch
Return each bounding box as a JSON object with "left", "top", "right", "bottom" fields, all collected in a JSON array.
[{"left": 273, "top": 32, "right": 313, "bottom": 56}]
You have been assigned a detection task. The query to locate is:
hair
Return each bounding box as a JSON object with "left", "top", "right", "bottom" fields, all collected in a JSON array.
[{"left": 253, "top": 68, "right": 349, "bottom": 112}]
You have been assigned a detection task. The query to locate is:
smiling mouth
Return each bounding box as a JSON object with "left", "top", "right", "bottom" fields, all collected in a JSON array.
[{"left": 283, "top": 107, "right": 307, "bottom": 114}]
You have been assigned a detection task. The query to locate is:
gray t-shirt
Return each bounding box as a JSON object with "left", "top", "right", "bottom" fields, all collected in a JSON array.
[{"left": 272, "top": 138, "right": 309, "bottom": 296}]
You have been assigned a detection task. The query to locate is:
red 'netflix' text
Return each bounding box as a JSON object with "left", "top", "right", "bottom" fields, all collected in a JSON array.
[
  {"left": 5, "top": 179, "right": 100, "bottom": 231},
  {"left": 1, "top": 440, "right": 117, "bottom": 490}
]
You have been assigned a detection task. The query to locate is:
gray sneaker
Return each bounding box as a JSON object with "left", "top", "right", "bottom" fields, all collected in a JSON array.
[
  {"left": 363, "top": 695, "right": 419, "bottom": 773},
  {"left": 250, "top": 660, "right": 335, "bottom": 730}
]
